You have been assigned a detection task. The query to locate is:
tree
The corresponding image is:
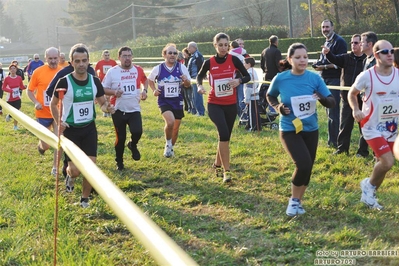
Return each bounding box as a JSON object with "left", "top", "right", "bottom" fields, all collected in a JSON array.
[{"left": 65, "top": 0, "right": 191, "bottom": 49}]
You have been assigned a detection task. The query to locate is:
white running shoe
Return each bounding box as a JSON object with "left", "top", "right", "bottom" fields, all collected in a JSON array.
[
  {"left": 5, "top": 114, "right": 11, "bottom": 122},
  {"left": 360, "top": 178, "right": 383, "bottom": 210},
  {"left": 286, "top": 198, "right": 304, "bottom": 216},
  {"left": 80, "top": 197, "right": 90, "bottom": 208},
  {"left": 163, "top": 144, "right": 173, "bottom": 158},
  {"left": 51, "top": 167, "right": 57, "bottom": 176}
]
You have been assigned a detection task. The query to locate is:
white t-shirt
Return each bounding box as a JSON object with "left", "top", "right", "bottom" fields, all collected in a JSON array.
[{"left": 102, "top": 65, "right": 146, "bottom": 113}]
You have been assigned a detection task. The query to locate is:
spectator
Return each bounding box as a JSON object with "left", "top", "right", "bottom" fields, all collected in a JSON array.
[
  {"left": 243, "top": 57, "right": 261, "bottom": 131},
  {"left": 323, "top": 34, "right": 367, "bottom": 156},
  {"left": 182, "top": 47, "right": 194, "bottom": 114},
  {"left": 314, "top": 20, "right": 347, "bottom": 148},
  {"left": 229, "top": 40, "right": 246, "bottom": 118},
  {"left": 187, "top": 41, "right": 205, "bottom": 116}
]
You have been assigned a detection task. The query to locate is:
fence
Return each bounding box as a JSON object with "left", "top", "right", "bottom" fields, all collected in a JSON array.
[{"left": 0, "top": 98, "right": 198, "bottom": 266}]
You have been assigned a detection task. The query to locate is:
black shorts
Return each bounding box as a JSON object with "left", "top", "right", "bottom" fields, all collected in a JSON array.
[
  {"left": 63, "top": 121, "right": 98, "bottom": 161},
  {"left": 160, "top": 105, "right": 184, "bottom": 120},
  {"left": 8, "top": 99, "right": 21, "bottom": 110}
]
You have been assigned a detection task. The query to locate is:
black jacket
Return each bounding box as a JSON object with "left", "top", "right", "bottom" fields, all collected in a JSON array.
[
  {"left": 326, "top": 51, "right": 366, "bottom": 87},
  {"left": 260, "top": 44, "right": 281, "bottom": 81}
]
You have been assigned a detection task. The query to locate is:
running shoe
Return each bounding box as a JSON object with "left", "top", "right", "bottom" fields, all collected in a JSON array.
[
  {"left": 13, "top": 125, "right": 19, "bottom": 131},
  {"left": 127, "top": 141, "right": 140, "bottom": 161},
  {"left": 223, "top": 171, "right": 232, "bottom": 183},
  {"left": 360, "top": 178, "right": 383, "bottom": 210},
  {"left": 80, "top": 197, "right": 90, "bottom": 208},
  {"left": 163, "top": 144, "right": 173, "bottom": 158},
  {"left": 38, "top": 145, "right": 45, "bottom": 155},
  {"left": 212, "top": 164, "right": 223, "bottom": 178},
  {"left": 286, "top": 198, "right": 302, "bottom": 216},
  {"left": 297, "top": 200, "right": 306, "bottom": 215},
  {"left": 65, "top": 175, "right": 75, "bottom": 193},
  {"left": 5, "top": 114, "right": 10, "bottom": 122}
]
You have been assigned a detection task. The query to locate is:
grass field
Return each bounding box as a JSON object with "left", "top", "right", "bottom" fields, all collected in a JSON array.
[{"left": 1, "top": 84, "right": 399, "bottom": 265}]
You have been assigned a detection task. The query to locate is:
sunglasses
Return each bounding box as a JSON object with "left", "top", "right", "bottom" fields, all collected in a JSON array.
[
  {"left": 376, "top": 49, "right": 394, "bottom": 55},
  {"left": 350, "top": 41, "right": 359, "bottom": 45},
  {"left": 167, "top": 52, "right": 178, "bottom": 55},
  {"left": 34, "top": 58, "right": 39, "bottom": 59}
]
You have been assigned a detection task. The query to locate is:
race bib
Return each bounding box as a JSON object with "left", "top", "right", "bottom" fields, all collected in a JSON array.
[
  {"left": 291, "top": 95, "right": 317, "bottom": 119},
  {"left": 121, "top": 79, "right": 137, "bottom": 97},
  {"left": 164, "top": 82, "right": 179, "bottom": 98},
  {"left": 102, "top": 65, "right": 112, "bottom": 74},
  {"left": 214, "top": 78, "right": 233, "bottom": 97},
  {"left": 378, "top": 98, "right": 399, "bottom": 122},
  {"left": 43, "top": 91, "right": 51, "bottom": 106},
  {"left": 12, "top": 87, "right": 20, "bottom": 98},
  {"left": 72, "top": 101, "right": 94, "bottom": 124}
]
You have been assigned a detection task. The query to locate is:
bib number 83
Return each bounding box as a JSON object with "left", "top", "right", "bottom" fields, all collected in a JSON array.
[{"left": 299, "top": 102, "right": 311, "bottom": 111}]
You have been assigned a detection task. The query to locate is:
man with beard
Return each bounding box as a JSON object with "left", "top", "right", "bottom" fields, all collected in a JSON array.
[
  {"left": 314, "top": 20, "right": 347, "bottom": 148},
  {"left": 102, "top": 47, "right": 148, "bottom": 170}
]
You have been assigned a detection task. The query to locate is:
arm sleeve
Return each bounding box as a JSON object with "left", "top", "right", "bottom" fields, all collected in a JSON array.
[
  {"left": 196, "top": 60, "right": 210, "bottom": 86},
  {"left": 53, "top": 77, "right": 68, "bottom": 98},
  {"left": 326, "top": 52, "right": 345, "bottom": 67},
  {"left": 94, "top": 77, "right": 105, "bottom": 97},
  {"left": 232, "top": 56, "right": 250, "bottom": 84},
  {"left": 274, "top": 50, "right": 282, "bottom": 71}
]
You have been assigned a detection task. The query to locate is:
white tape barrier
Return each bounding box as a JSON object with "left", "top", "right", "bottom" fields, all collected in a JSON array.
[{"left": 0, "top": 98, "right": 198, "bottom": 266}]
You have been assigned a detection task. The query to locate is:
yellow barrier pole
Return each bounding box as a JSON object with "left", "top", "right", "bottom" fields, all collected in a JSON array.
[{"left": 0, "top": 99, "right": 198, "bottom": 266}]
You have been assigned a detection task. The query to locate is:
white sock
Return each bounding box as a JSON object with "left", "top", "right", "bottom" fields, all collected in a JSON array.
[{"left": 166, "top": 139, "right": 172, "bottom": 146}]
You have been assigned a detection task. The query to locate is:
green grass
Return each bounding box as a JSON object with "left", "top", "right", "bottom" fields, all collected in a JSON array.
[{"left": 1, "top": 86, "right": 399, "bottom": 265}]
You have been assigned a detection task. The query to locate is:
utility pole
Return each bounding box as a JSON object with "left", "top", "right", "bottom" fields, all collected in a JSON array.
[
  {"left": 56, "top": 26, "right": 60, "bottom": 50},
  {"left": 287, "top": 0, "right": 293, "bottom": 38},
  {"left": 132, "top": 3, "right": 136, "bottom": 40},
  {"left": 309, "top": 0, "right": 314, "bottom": 37}
]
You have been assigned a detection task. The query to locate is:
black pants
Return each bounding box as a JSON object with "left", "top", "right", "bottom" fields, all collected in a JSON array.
[
  {"left": 337, "top": 91, "right": 369, "bottom": 155},
  {"left": 208, "top": 103, "right": 237, "bottom": 141},
  {"left": 280, "top": 130, "right": 319, "bottom": 186},
  {"left": 112, "top": 110, "right": 142, "bottom": 164}
]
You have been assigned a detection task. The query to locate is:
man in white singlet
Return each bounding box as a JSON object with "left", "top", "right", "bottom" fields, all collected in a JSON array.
[{"left": 349, "top": 40, "right": 399, "bottom": 210}]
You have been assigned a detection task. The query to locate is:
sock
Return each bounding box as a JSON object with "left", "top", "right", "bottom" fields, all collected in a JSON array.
[{"left": 166, "top": 139, "right": 172, "bottom": 146}]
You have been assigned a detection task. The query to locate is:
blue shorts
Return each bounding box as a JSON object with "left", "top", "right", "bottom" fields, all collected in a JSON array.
[{"left": 37, "top": 118, "right": 54, "bottom": 128}]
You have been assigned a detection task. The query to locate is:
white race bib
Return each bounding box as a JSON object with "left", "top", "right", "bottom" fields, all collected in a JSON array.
[
  {"left": 164, "top": 82, "right": 179, "bottom": 98},
  {"left": 378, "top": 98, "right": 399, "bottom": 122},
  {"left": 121, "top": 79, "right": 137, "bottom": 97},
  {"left": 291, "top": 95, "right": 317, "bottom": 119},
  {"left": 11, "top": 87, "right": 20, "bottom": 98},
  {"left": 43, "top": 90, "right": 51, "bottom": 106},
  {"left": 102, "top": 65, "right": 112, "bottom": 74},
  {"left": 214, "top": 78, "right": 233, "bottom": 97},
  {"left": 72, "top": 101, "right": 93, "bottom": 124}
]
